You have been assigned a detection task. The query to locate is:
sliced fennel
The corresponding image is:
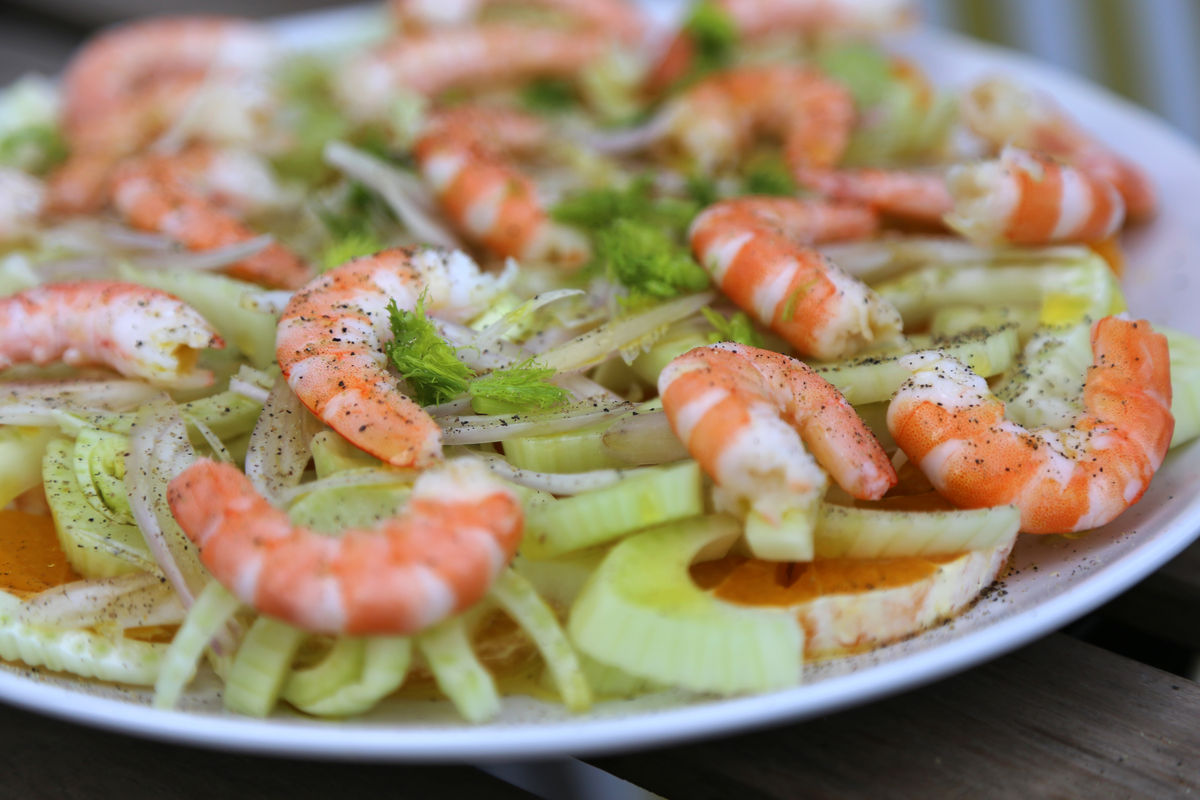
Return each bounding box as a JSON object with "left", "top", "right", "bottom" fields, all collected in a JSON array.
[
  {"left": 72, "top": 427, "right": 133, "bottom": 523},
  {"left": 993, "top": 321, "right": 1092, "bottom": 430},
  {"left": 503, "top": 421, "right": 626, "bottom": 473},
  {"left": 154, "top": 581, "right": 242, "bottom": 709},
  {"left": 310, "top": 429, "right": 381, "bottom": 477},
  {"left": 489, "top": 569, "right": 591, "bottom": 712},
  {"left": 815, "top": 503, "right": 1020, "bottom": 558},
  {"left": 1165, "top": 326, "right": 1200, "bottom": 448},
  {"left": 0, "top": 425, "right": 55, "bottom": 508},
  {"left": 287, "top": 477, "right": 412, "bottom": 534},
  {"left": 0, "top": 590, "right": 165, "bottom": 685},
  {"left": 44, "top": 438, "right": 156, "bottom": 578},
  {"left": 814, "top": 325, "right": 1019, "bottom": 405},
  {"left": 223, "top": 617, "right": 309, "bottom": 717},
  {"left": 244, "top": 376, "right": 321, "bottom": 503},
  {"left": 522, "top": 461, "right": 704, "bottom": 559},
  {"left": 283, "top": 636, "right": 412, "bottom": 717},
  {"left": 416, "top": 617, "right": 501, "bottom": 723},
  {"left": 568, "top": 515, "right": 803, "bottom": 694}
]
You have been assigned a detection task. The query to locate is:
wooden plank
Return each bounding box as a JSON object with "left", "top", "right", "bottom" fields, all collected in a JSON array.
[
  {"left": 0, "top": 701, "right": 539, "bottom": 800},
  {"left": 589, "top": 634, "right": 1200, "bottom": 799}
]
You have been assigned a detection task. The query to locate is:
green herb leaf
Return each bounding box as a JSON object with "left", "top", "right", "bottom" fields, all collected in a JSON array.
[
  {"left": 598, "top": 219, "right": 710, "bottom": 302},
  {"left": 684, "top": 0, "right": 739, "bottom": 77},
  {"left": 552, "top": 175, "right": 699, "bottom": 235},
  {"left": 319, "top": 231, "right": 384, "bottom": 271},
  {"left": 0, "top": 124, "right": 67, "bottom": 174},
  {"left": 384, "top": 296, "right": 474, "bottom": 406},
  {"left": 468, "top": 360, "right": 569, "bottom": 411},
  {"left": 742, "top": 152, "right": 798, "bottom": 197},
  {"left": 703, "top": 308, "right": 765, "bottom": 348},
  {"left": 520, "top": 78, "right": 578, "bottom": 113}
]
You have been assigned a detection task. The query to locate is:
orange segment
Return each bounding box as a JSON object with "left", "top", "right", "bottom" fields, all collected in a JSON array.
[
  {"left": 1089, "top": 235, "right": 1125, "bottom": 278},
  {"left": 0, "top": 510, "right": 81, "bottom": 597}
]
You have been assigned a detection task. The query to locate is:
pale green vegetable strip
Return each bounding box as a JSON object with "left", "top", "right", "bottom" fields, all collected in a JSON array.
[
  {"left": 416, "top": 617, "right": 501, "bottom": 723},
  {"left": 874, "top": 255, "right": 1123, "bottom": 327},
  {"left": 44, "top": 439, "right": 156, "bottom": 578},
  {"left": 489, "top": 569, "right": 591, "bottom": 712},
  {"left": 118, "top": 265, "right": 280, "bottom": 369},
  {"left": 929, "top": 305, "right": 1039, "bottom": 341},
  {"left": 294, "top": 637, "right": 411, "bottom": 717},
  {"left": 568, "top": 515, "right": 803, "bottom": 694},
  {"left": 310, "top": 429, "right": 381, "bottom": 477},
  {"left": 503, "top": 421, "right": 625, "bottom": 473},
  {"left": 629, "top": 318, "right": 711, "bottom": 385},
  {"left": 281, "top": 638, "right": 366, "bottom": 709},
  {"left": 287, "top": 480, "right": 412, "bottom": 534},
  {"left": 1163, "top": 326, "right": 1200, "bottom": 449},
  {"left": 72, "top": 428, "right": 133, "bottom": 523},
  {"left": 522, "top": 461, "right": 704, "bottom": 559},
  {"left": 0, "top": 426, "right": 55, "bottom": 508},
  {"left": 0, "top": 590, "right": 165, "bottom": 685},
  {"left": 994, "top": 322, "right": 1092, "bottom": 431},
  {"left": 575, "top": 651, "right": 662, "bottom": 699},
  {"left": 511, "top": 549, "right": 606, "bottom": 612},
  {"left": 815, "top": 503, "right": 1020, "bottom": 558},
  {"left": 223, "top": 617, "right": 308, "bottom": 717},
  {"left": 814, "top": 325, "right": 1019, "bottom": 405},
  {"left": 154, "top": 582, "right": 241, "bottom": 709},
  {"left": 90, "top": 388, "right": 266, "bottom": 442},
  {"left": 744, "top": 505, "right": 816, "bottom": 562}
]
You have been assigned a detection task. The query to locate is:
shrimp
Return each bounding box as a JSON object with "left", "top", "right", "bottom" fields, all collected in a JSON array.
[
  {"left": 110, "top": 146, "right": 312, "bottom": 289},
  {"left": 945, "top": 146, "right": 1125, "bottom": 246},
  {"left": 0, "top": 168, "right": 44, "bottom": 243},
  {"left": 689, "top": 197, "right": 901, "bottom": 360},
  {"left": 0, "top": 282, "right": 223, "bottom": 389},
  {"left": 646, "top": 0, "right": 912, "bottom": 92},
  {"left": 961, "top": 78, "right": 1156, "bottom": 222},
  {"left": 336, "top": 26, "right": 609, "bottom": 120},
  {"left": 887, "top": 316, "right": 1173, "bottom": 534},
  {"left": 45, "top": 16, "right": 276, "bottom": 216},
  {"left": 391, "top": 0, "right": 646, "bottom": 43},
  {"left": 794, "top": 167, "right": 953, "bottom": 225},
  {"left": 657, "top": 65, "right": 855, "bottom": 176},
  {"left": 167, "top": 457, "right": 523, "bottom": 634},
  {"left": 275, "top": 247, "right": 509, "bottom": 468},
  {"left": 659, "top": 342, "right": 897, "bottom": 542},
  {"left": 413, "top": 107, "right": 589, "bottom": 265}
]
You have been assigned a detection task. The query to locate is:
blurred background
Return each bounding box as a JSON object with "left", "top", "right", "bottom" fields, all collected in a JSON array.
[{"left": 1, "top": 0, "right": 1198, "bottom": 141}]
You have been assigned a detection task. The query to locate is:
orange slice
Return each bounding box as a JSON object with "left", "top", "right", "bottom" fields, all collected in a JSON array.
[
  {"left": 0, "top": 510, "right": 80, "bottom": 598},
  {"left": 692, "top": 542, "right": 1012, "bottom": 658}
]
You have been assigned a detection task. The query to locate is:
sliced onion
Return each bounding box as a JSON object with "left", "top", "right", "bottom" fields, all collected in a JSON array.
[
  {"left": 478, "top": 453, "right": 650, "bottom": 495},
  {"left": 436, "top": 319, "right": 532, "bottom": 370},
  {"left": 130, "top": 235, "right": 273, "bottom": 272},
  {"left": 566, "top": 109, "right": 673, "bottom": 154},
  {"left": 124, "top": 398, "right": 207, "bottom": 608},
  {"left": 324, "top": 140, "right": 461, "bottom": 249},
  {"left": 536, "top": 291, "right": 714, "bottom": 372},
  {"left": 239, "top": 289, "right": 293, "bottom": 315},
  {"left": 19, "top": 572, "right": 184, "bottom": 629},
  {"left": 440, "top": 399, "right": 634, "bottom": 445},
  {"left": 244, "top": 376, "right": 321, "bottom": 503},
  {"left": 100, "top": 224, "right": 178, "bottom": 251},
  {"left": 601, "top": 408, "right": 690, "bottom": 466},
  {"left": 820, "top": 237, "right": 1092, "bottom": 280},
  {"left": 0, "top": 380, "right": 161, "bottom": 411},
  {"left": 185, "top": 414, "right": 234, "bottom": 463},
  {"left": 424, "top": 396, "right": 474, "bottom": 417},
  {"left": 473, "top": 289, "right": 585, "bottom": 353},
  {"left": 553, "top": 372, "right": 623, "bottom": 402}
]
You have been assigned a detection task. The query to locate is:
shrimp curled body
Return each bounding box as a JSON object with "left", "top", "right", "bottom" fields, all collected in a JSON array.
[
  {"left": 414, "top": 108, "right": 588, "bottom": 264},
  {"left": 167, "top": 457, "right": 524, "bottom": 635},
  {"left": 0, "top": 281, "right": 223, "bottom": 389},
  {"left": 275, "top": 248, "right": 508, "bottom": 468},
  {"left": 887, "top": 316, "right": 1173, "bottom": 534},
  {"left": 659, "top": 343, "right": 897, "bottom": 528},
  {"left": 946, "top": 146, "right": 1125, "bottom": 245},
  {"left": 689, "top": 198, "right": 900, "bottom": 360}
]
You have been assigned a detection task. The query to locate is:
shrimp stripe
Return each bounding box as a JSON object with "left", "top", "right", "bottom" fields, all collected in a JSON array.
[{"left": 167, "top": 458, "right": 523, "bottom": 635}]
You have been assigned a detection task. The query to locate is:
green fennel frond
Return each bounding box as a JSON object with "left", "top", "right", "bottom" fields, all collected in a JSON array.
[
  {"left": 384, "top": 296, "right": 474, "bottom": 406},
  {"left": 703, "top": 308, "right": 765, "bottom": 348},
  {"left": 468, "top": 360, "right": 569, "bottom": 411}
]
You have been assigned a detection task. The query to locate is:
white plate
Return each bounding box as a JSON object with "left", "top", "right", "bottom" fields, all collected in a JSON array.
[{"left": 3, "top": 8, "right": 1200, "bottom": 763}]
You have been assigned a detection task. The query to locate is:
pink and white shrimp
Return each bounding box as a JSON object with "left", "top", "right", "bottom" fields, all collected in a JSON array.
[
  {"left": 275, "top": 247, "right": 509, "bottom": 468},
  {"left": 167, "top": 457, "right": 523, "bottom": 634},
  {"left": 45, "top": 16, "right": 276, "bottom": 216},
  {"left": 646, "top": 0, "right": 913, "bottom": 92},
  {"left": 961, "top": 77, "right": 1156, "bottom": 222},
  {"left": 413, "top": 107, "right": 589, "bottom": 265},
  {"left": 110, "top": 145, "right": 312, "bottom": 289},
  {"left": 887, "top": 316, "right": 1173, "bottom": 533},
  {"left": 660, "top": 342, "right": 896, "bottom": 552},
  {"left": 689, "top": 197, "right": 900, "bottom": 360},
  {"left": 795, "top": 167, "right": 953, "bottom": 226},
  {"left": 391, "top": 0, "right": 647, "bottom": 43},
  {"left": 336, "top": 25, "right": 609, "bottom": 120},
  {"left": 945, "top": 146, "right": 1125, "bottom": 245},
  {"left": 657, "top": 64, "right": 856, "bottom": 176},
  {"left": 0, "top": 282, "right": 223, "bottom": 389}
]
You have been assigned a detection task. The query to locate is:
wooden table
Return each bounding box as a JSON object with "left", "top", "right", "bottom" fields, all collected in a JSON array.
[{"left": 0, "top": 3, "right": 1197, "bottom": 796}]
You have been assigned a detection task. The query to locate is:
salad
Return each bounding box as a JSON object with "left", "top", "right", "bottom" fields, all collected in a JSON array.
[{"left": 0, "top": 0, "right": 1197, "bottom": 727}]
